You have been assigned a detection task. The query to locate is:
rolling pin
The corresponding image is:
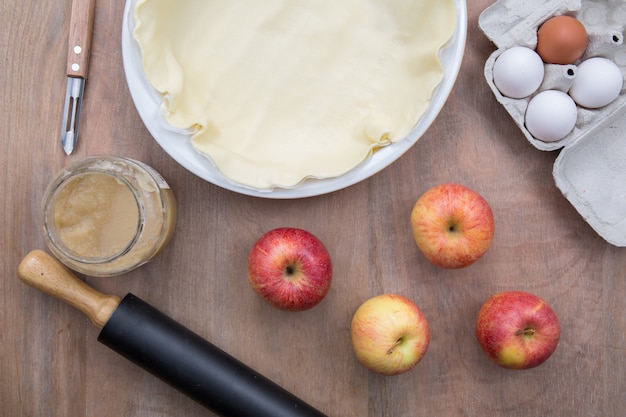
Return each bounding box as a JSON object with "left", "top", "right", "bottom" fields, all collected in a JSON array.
[{"left": 18, "top": 250, "right": 327, "bottom": 417}]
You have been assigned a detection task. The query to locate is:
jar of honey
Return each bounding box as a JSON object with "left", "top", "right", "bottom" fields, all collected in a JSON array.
[{"left": 42, "top": 156, "right": 177, "bottom": 276}]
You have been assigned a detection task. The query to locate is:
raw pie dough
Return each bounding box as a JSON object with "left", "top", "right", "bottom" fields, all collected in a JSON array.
[{"left": 133, "top": 0, "right": 456, "bottom": 189}]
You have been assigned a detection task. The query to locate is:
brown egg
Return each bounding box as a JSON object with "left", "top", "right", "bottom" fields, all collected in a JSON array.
[{"left": 536, "top": 15, "right": 588, "bottom": 64}]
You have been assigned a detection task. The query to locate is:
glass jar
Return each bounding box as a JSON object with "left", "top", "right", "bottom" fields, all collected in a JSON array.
[{"left": 42, "top": 156, "right": 177, "bottom": 276}]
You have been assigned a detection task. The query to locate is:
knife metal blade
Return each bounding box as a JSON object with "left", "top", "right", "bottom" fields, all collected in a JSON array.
[{"left": 61, "top": 0, "right": 96, "bottom": 155}]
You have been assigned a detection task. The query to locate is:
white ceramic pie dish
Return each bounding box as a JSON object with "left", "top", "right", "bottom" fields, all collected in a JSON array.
[{"left": 122, "top": 0, "right": 467, "bottom": 199}]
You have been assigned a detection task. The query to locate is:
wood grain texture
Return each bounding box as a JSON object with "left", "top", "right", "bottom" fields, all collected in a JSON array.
[{"left": 2, "top": 1, "right": 625, "bottom": 416}]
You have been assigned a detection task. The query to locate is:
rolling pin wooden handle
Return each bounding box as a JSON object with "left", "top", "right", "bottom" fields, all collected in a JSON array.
[{"left": 17, "top": 250, "right": 121, "bottom": 329}]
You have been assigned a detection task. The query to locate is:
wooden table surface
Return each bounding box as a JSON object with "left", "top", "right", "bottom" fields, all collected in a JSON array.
[{"left": 2, "top": 1, "right": 625, "bottom": 416}]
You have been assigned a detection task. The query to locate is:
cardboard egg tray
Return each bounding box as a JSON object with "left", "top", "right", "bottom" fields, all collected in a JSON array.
[{"left": 479, "top": 0, "right": 626, "bottom": 246}]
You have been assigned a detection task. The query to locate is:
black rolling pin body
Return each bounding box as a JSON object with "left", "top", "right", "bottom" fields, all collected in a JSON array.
[{"left": 98, "top": 294, "right": 327, "bottom": 417}]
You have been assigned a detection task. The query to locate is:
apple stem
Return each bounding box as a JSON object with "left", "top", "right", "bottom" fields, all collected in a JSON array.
[
  {"left": 515, "top": 327, "right": 536, "bottom": 337},
  {"left": 387, "top": 338, "right": 403, "bottom": 355}
]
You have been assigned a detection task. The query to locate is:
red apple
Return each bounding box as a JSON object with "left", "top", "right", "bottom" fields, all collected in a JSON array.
[
  {"left": 247, "top": 227, "right": 332, "bottom": 311},
  {"left": 475, "top": 291, "right": 561, "bottom": 370},
  {"left": 351, "top": 294, "right": 430, "bottom": 376},
  {"left": 410, "top": 183, "right": 494, "bottom": 269}
]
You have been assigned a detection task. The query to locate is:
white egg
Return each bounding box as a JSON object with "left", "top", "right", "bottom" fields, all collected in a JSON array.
[
  {"left": 525, "top": 90, "right": 578, "bottom": 142},
  {"left": 493, "top": 46, "right": 545, "bottom": 99},
  {"left": 568, "top": 57, "right": 624, "bottom": 108}
]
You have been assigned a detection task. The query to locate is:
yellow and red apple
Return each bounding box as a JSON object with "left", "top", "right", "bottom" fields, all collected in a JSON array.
[
  {"left": 247, "top": 227, "right": 332, "bottom": 312},
  {"left": 410, "top": 183, "right": 495, "bottom": 269},
  {"left": 475, "top": 291, "right": 561, "bottom": 370},
  {"left": 351, "top": 294, "right": 430, "bottom": 376}
]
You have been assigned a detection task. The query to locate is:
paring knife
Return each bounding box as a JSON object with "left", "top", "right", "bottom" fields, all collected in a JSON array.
[
  {"left": 18, "top": 250, "right": 328, "bottom": 417},
  {"left": 61, "top": 0, "right": 96, "bottom": 155}
]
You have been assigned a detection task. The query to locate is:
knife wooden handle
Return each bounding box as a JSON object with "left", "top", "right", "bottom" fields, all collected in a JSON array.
[
  {"left": 66, "top": 0, "right": 96, "bottom": 78},
  {"left": 17, "top": 250, "right": 120, "bottom": 329}
]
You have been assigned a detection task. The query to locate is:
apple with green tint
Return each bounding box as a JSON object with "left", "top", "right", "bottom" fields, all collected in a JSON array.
[
  {"left": 411, "top": 183, "right": 495, "bottom": 269},
  {"left": 475, "top": 291, "right": 561, "bottom": 370},
  {"left": 351, "top": 294, "right": 430, "bottom": 376},
  {"left": 247, "top": 227, "right": 332, "bottom": 312}
]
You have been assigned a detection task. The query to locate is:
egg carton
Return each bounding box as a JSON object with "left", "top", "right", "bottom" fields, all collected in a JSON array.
[{"left": 479, "top": 0, "right": 626, "bottom": 246}]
